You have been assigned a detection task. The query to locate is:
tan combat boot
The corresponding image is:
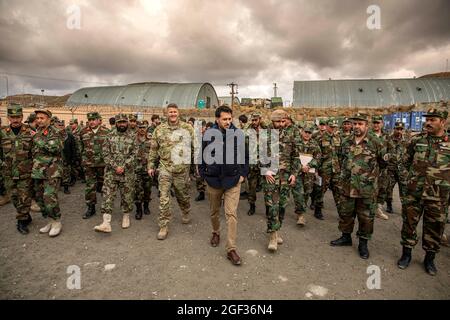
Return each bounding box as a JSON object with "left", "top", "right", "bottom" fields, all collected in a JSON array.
[
  {"left": 49, "top": 221, "right": 62, "bottom": 237},
  {"left": 277, "top": 232, "right": 283, "bottom": 245},
  {"left": 30, "top": 200, "right": 41, "bottom": 212},
  {"left": 268, "top": 232, "right": 278, "bottom": 252},
  {"left": 181, "top": 213, "right": 191, "bottom": 224},
  {"left": 441, "top": 233, "right": 449, "bottom": 247},
  {"left": 0, "top": 194, "right": 11, "bottom": 206},
  {"left": 157, "top": 226, "right": 168, "bottom": 240},
  {"left": 122, "top": 213, "right": 130, "bottom": 229},
  {"left": 297, "top": 214, "right": 306, "bottom": 226},
  {"left": 39, "top": 221, "right": 53, "bottom": 234},
  {"left": 94, "top": 214, "right": 112, "bottom": 233},
  {"left": 376, "top": 204, "right": 389, "bottom": 220}
]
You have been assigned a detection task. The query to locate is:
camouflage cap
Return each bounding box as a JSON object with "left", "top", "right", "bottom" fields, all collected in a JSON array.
[
  {"left": 394, "top": 121, "right": 405, "bottom": 129},
  {"left": 342, "top": 117, "right": 351, "bottom": 123},
  {"left": 372, "top": 115, "right": 383, "bottom": 123},
  {"left": 350, "top": 112, "right": 369, "bottom": 122},
  {"left": 137, "top": 121, "right": 147, "bottom": 128},
  {"left": 87, "top": 112, "right": 101, "bottom": 120},
  {"left": 69, "top": 118, "right": 78, "bottom": 125},
  {"left": 51, "top": 116, "right": 59, "bottom": 124},
  {"left": 25, "top": 113, "right": 37, "bottom": 123},
  {"left": 251, "top": 113, "right": 262, "bottom": 119},
  {"left": 270, "top": 109, "right": 287, "bottom": 121},
  {"left": 34, "top": 109, "right": 52, "bottom": 118},
  {"left": 303, "top": 126, "right": 314, "bottom": 133},
  {"left": 319, "top": 118, "right": 327, "bottom": 125},
  {"left": 115, "top": 113, "right": 128, "bottom": 122},
  {"left": 7, "top": 103, "right": 23, "bottom": 116},
  {"left": 327, "top": 118, "right": 339, "bottom": 127},
  {"left": 128, "top": 113, "right": 137, "bottom": 121},
  {"left": 424, "top": 107, "right": 448, "bottom": 120}
]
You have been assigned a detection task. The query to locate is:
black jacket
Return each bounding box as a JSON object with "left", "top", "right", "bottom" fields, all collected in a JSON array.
[{"left": 198, "top": 123, "right": 249, "bottom": 190}]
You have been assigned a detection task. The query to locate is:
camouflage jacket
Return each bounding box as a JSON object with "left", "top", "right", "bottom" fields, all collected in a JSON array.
[
  {"left": 79, "top": 126, "right": 110, "bottom": 167},
  {"left": 135, "top": 135, "right": 152, "bottom": 174},
  {"left": 405, "top": 134, "right": 450, "bottom": 201},
  {"left": 0, "top": 124, "right": 34, "bottom": 179},
  {"left": 386, "top": 134, "right": 410, "bottom": 171},
  {"left": 315, "top": 131, "right": 341, "bottom": 175},
  {"left": 338, "top": 133, "right": 387, "bottom": 198},
  {"left": 244, "top": 124, "right": 267, "bottom": 167},
  {"left": 147, "top": 124, "right": 157, "bottom": 138},
  {"left": 297, "top": 138, "right": 322, "bottom": 171},
  {"left": 148, "top": 120, "right": 194, "bottom": 174},
  {"left": 103, "top": 129, "right": 136, "bottom": 178},
  {"left": 31, "top": 125, "right": 63, "bottom": 179}
]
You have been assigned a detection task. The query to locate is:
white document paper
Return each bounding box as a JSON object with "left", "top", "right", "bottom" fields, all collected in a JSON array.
[{"left": 300, "top": 153, "right": 316, "bottom": 174}]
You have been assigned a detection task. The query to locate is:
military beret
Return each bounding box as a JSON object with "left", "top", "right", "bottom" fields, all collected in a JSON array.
[
  {"left": 350, "top": 112, "right": 369, "bottom": 122},
  {"left": 115, "top": 113, "right": 128, "bottom": 122},
  {"left": 270, "top": 110, "right": 287, "bottom": 121},
  {"left": 394, "top": 122, "right": 405, "bottom": 129},
  {"left": 7, "top": 103, "right": 23, "bottom": 116},
  {"left": 87, "top": 112, "right": 101, "bottom": 120},
  {"left": 35, "top": 109, "right": 52, "bottom": 118},
  {"left": 424, "top": 107, "right": 448, "bottom": 120},
  {"left": 372, "top": 115, "right": 383, "bottom": 123}
]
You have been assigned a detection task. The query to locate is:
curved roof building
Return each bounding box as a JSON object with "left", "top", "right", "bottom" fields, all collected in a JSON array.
[{"left": 67, "top": 82, "right": 219, "bottom": 109}]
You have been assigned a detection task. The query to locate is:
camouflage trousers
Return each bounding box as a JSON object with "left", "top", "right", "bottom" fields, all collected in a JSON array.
[
  {"left": 84, "top": 166, "right": 105, "bottom": 205},
  {"left": 339, "top": 196, "right": 376, "bottom": 239},
  {"left": 62, "top": 162, "right": 72, "bottom": 187},
  {"left": 312, "top": 172, "right": 341, "bottom": 211},
  {"left": 401, "top": 194, "right": 448, "bottom": 253},
  {"left": 263, "top": 171, "right": 291, "bottom": 233},
  {"left": 135, "top": 170, "right": 152, "bottom": 203},
  {"left": 100, "top": 170, "right": 134, "bottom": 215},
  {"left": 376, "top": 168, "right": 389, "bottom": 204},
  {"left": 34, "top": 178, "right": 61, "bottom": 220},
  {"left": 0, "top": 173, "right": 6, "bottom": 196},
  {"left": 247, "top": 165, "right": 262, "bottom": 204},
  {"left": 195, "top": 174, "right": 206, "bottom": 193},
  {"left": 158, "top": 168, "right": 191, "bottom": 228},
  {"left": 291, "top": 175, "right": 305, "bottom": 214},
  {"left": 4, "top": 177, "right": 32, "bottom": 220},
  {"left": 386, "top": 167, "right": 408, "bottom": 205}
]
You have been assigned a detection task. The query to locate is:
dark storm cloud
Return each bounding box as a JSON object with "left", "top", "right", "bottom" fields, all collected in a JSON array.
[{"left": 0, "top": 0, "right": 449, "bottom": 100}]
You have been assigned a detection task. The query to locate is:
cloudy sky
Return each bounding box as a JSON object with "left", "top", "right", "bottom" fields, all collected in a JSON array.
[{"left": 0, "top": 0, "right": 449, "bottom": 103}]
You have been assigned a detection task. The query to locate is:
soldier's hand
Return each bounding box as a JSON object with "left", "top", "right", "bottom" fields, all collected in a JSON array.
[
  {"left": 302, "top": 165, "right": 310, "bottom": 173},
  {"left": 265, "top": 171, "right": 276, "bottom": 184},
  {"left": 239, "top": 176, "right": 245, "bottom": 184},
  {"left": 288, "top": 175, "right": 296, "bottom": 186},
  {"left": 148, "top": 169, "right": 155, "bottom": 177}
]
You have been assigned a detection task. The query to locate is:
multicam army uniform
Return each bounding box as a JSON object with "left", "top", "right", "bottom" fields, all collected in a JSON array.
[
  {"left": 79, "top": 119, "right": 109, "bottom": 206},
  {"left": 100, "top": 123, "right": 136, "bottom": 216},
  {"left": 337, "top": 130, "right": 386, "bottom": 239},
  {"left": 262, "top": 123, "right": 301, "bottom": 232},
  {"left": 135, "top": 134, "right": 152, "bottom": 204},
  {"left": 369, "top": 127, "right": 390, "bottom": 206},
  {"left": 287, "top": 122, "right": 306, "bottom": 215},
  {"left": 32, "top": 124, "right": 63, "bottom": 220},
  {"left": 386, "top": 128, "right": 410, "bottom": 205},
  {"left": 401, "top": 116, "right": 450, "bottom": 253},
  {"left": 148, "top": 119, "right": 194, "bottom": 228},
  {"left": 0, "top": 109, "right": 34, "bottom": 222}
]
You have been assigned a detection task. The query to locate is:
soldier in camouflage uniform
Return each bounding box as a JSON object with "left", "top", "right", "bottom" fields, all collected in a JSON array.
[
  {"left": 194, "top": 120, "right": 207, "bottom": 202},
  {"left": 385, "top": 121, "right": 410, "bottom": 213},
  {"left": 296, "top": 125, "right": 322, "bottom": 226},
  {"left": 32, "top": 109, "right": 64, "bottom": 237},
  {"left": 330, "top": 113, "right": 387, "bottom": 259},
  {"left": 94, "top": 114, "right": 136, "bottom": 233},
  {"left": 128, "top": 114, "right": 138, "bottom": 136},
  {"left": 370, "top": 115, "right": 390, "bottom": 220},
  {"left": 397, "top": 108, "right": 449, "bottom": 276},
  {"left": 0, "top": 103, "right": 34, "bottom": 234},
  {"left": 339, "top": 117, "right": 353, "bottom": 139},
  {"left": 245, "top": 113, "right": 266, "bottom": 215},
  {"left": 262, "top": 110, "right": 300, "bottom": 252},
  {"left": 68, "top": 119, "right": 84, "bottom": 184},
  {"left": 148, "top": 104, "right": 194, "bottom": 240},
  {"left": 0, "top": 117, "right": 11, "bottom": 207},
  {"left": 147, "top": 114, "right": 161, "bottom": 193},
  {"left": 134, "top": 121, "right": 152, "bottom": 220}
]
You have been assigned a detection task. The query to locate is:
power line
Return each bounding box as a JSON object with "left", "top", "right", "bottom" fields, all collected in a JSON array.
[{"left": 0, "top": 71, "right": 114, "bottom": 85}]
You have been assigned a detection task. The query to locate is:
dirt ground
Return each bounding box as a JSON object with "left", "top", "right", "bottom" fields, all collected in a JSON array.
[{"left": 0, "top": 181, "right": 449, "bottom": 300}]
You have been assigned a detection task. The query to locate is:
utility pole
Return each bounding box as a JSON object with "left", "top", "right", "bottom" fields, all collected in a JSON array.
[
  {"left": 227, "top": 82, "right": 238, "bottom": 108},
  {"left": 273, "top": 83, "right": 278, "bottom": 97}
]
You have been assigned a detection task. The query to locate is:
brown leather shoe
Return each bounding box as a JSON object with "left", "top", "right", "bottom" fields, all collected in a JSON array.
[
  {"left": 227, "top": 250, "right": 241, "bottom": 266},
  {"left": 210, "top": 233, "right": 220, "bottom": 247}
]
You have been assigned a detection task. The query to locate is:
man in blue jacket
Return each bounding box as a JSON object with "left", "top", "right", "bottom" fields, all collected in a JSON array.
[{"left": 199, "top": 105, "right": 249, "bottom": 266}]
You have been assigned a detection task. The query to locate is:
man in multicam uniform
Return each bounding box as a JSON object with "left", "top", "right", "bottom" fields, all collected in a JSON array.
[
  {"left": 397, "top": 108, "right": 449, "bottom": 276},
  {"left": 134, "top": 121, "right": 152, "bottom": 220},
  {"left": 148, "top": 104, "right": 194, "bottom": 240},
  {"left": 32, "top": 109, "right": 64, "bottom": 237},
  {"left": 79, "top": 112, "right": 110, "bottom": 219},
  {"left": 0, "top": 103, "right": 34, "bottom": 234},
  {"left": 194, "top": 120, "right": 207, "bottom": 202},
  {"left": 94, "top": 114, "right": 136, "bottom": 233},
  {"left": 331, "top": 113, "right": 387, "bottom": 260}
]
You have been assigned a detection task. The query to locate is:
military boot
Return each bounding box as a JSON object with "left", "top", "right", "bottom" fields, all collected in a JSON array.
[
  {"left": 135, "top": 203, "right": 143, "bottom": 220},
  {"left": 376, "top": 204, "right": 389, "bottom": 220},
  {"left": 358, "top": 238, "right": 369, "bottom": 259},
  {"left": 424, "top": 251, "right": 437, "bottom": 276},
  {"left": 297, "top": 214, "right": 306, "bottom": 226},
  {"left": 195, "top": 192, "right": 205, "bottom": 201},
  {"left": 181, "top": 213, "right": 191, "bottom": 224},
  {"left": 0, "top": 194, "right": 11, "bottom": 206},
  {"left": 397, "top": 247, "right": 412, "bottom": 269},
  {"left": 49, "top": 221, "right": 62, "bottom": 237},
  {"left": 30, "top": 200, "right": 41, "bottom": 212},
  {"left": 94, "top": 214, "right": 112, "bottom": 233},
  {"left": 157, "top": 226, "right": 168, "bottom": 240},
  {"left": 143, "top": 201, "right": 150, "bottom": 215},
  {"left": 314, "top": 207, "right": 324, "bottom": 220},
  {"left": 82, "top": 204, "right": 96, "bottom": 219},
  {"left": 63, "top": 185, "right": 70, "bottom": 194},
  {"left": 268, "top": 232, "right": 278, "bottom": 252},
  {"left": 386, "top": 200, "right": 393, "bottom": 213},
  {"left": 247, "top": 203, "right": 256, "bottom": 216},
  {"left": 330, "top": 233, "right": 352, "bottom": 246},
  {"left": 277, "top": 232, "right": 283, "bottom": 245},
  {"left": 17, "top": 220, "right": 29, "bottom": 235},
  {"left": 122, "top": 213, "right": 130, "bottom": 229},
  {"left": 39, "top": 221, "right": 53, "bottom": 234},
  {"left": 265, "top": 206, "right": 270, "bottom": 216}
]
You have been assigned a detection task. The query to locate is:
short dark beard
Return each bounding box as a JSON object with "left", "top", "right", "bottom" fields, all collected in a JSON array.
[{"left": 117, "top": 126, "right": 128, "bottom": 133}]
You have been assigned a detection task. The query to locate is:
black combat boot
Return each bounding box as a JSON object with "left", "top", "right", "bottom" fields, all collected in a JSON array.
[
  {"left": 25, "top": 214, "right": 33, "bottom": 225},
  {"left": 386, "top": 200, "right": 393, "bottom": 213},
  {"left": 63, "top": 185, "right": 70, "bottom": 194},
  {"left": 330, "top": 233, "right": 352, "bottom": 246},
  {"left": 314, "top": 207, "right": 324, "bottom": 220},
  {"left": 82, "top": 204, "right": 96, "bottom": 219},
  {"left": 195, "top": 192, "right": 205, "bottom": 202},
  {"left": 397, "top": 247, "right": 412, "bottom": 269},
  {"left": 248, "top": 203, "right": 256, "bottom": 216},
  {"left": 265, "top": 206, "right": 270, "bottom": 216},
  {"left": 358, "top": 238, "right": 370, "bottom": 259},
  {"left": 424, "top": 251, "right": 437, "bottom": 276},
  {"left": 143, "top": 201, "right": 150, "bottom": 215},
  {"left": 17, "top": 220, "right": 29, "bottom": 235},
  {"left": 135, "top": 202, "right": 143, "bottom": 220}
]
